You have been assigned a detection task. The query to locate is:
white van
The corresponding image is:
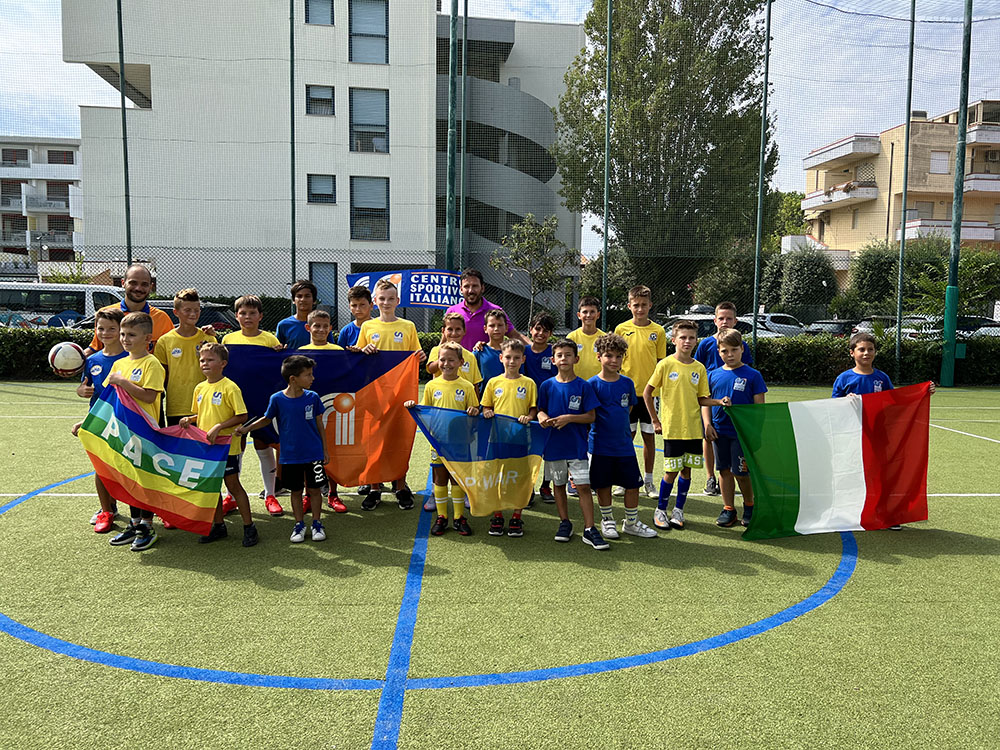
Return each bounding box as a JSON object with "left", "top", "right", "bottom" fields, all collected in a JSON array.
[{"left": 0, "top": 282, "right": 124, "bottom": 328}]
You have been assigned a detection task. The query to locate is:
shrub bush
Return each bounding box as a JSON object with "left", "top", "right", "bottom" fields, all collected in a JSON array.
[{"left": 1, "top": 327, "right": 94, "bottom": 380}]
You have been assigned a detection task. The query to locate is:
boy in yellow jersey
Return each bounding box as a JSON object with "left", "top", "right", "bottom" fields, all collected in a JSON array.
[
  {"left": 180, "top": 342, "right": 259, "bottom": 547},
  {"left": 300, "top": 309, "right": 344, "bottom": 351},
  {"left": 481, "top": 339, "right": 538, "bottom": 537},
  {"left": 614, "top": 285, "right": 667, "bottom": 497},
  {"left": 222, "top": 295, "right": 285, "bottom": 517},
  {"left": 105, "top": 311, "right": 165, "bottom": 552},
  {"left": 154, "top": 288, "right": 217, "bottom": 427},
  {"left": 643, "top": 320, "right": 730, "bottom": 530},
  {"left": 405, "top": 342, "right": 480, "bottom": 535},
  {"left": 567, "top": 295, "right": 604, "bottom": 382},
  {"left": 427, "top": 312, "right": 482, "bottom": 386},
  {"left": 358, "top": 279, "right": 427, "bottom": 510}
]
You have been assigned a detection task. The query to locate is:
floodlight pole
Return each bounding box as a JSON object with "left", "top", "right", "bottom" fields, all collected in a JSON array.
[
  {"left": 289, "top": 0, "right": 297, "bottom": 286},
  {"left": 115, "top": 0, "right": 132, "bottom": 264},
  {"left": 458, "top": 0, "right": 468, "bottom": 272},
  {"left": 895, "top": 0, "right": 916, "bottom": 383},
  {"left": 751, "top": 0, "right": 772, "bottom": 357},
  {"left": 942, "top": 0, "right": 974, "bottom": 387},
  {"left": 445, "top": 0, "right": 459, "bottom": 272},
  {"left": 601, "top": 0, "right": 613, "bottom": 323}
]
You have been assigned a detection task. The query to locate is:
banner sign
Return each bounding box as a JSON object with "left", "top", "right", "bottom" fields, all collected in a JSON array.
[{"left": 346, "top": 269, "right": 461, "bottom": 309}]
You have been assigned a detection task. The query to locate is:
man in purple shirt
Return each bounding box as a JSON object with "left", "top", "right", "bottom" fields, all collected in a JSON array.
[{"left": 446, "top": 268, "right": 529, "bottom": 349}]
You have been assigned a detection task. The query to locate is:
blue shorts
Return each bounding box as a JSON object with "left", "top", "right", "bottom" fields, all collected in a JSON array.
[
  {"left": 714, "top": 435, "right": 747, "bottom": 476},
  {"left": 589, "top": 454, "right": 642, "bottom": 491}
]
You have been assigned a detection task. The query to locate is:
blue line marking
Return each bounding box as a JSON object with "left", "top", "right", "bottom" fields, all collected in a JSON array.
[{"left": 0, "top": 471, "right": 94, "bottom": 515}]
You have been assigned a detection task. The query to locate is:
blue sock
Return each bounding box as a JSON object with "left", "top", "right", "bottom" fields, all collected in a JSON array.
[
  {"left": 657, "top": 479, "right": 673, "bottom": 511},
  {"left": 676, "top": 476, "right": 691, "bottom": 510}
]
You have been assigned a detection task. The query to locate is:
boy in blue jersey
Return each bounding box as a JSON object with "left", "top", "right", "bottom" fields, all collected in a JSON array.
[
  {"left": 524, "top": 312, "right": 557, "bottom": 502},
  {"left": 537, "top": 339, "right": 607, "bottom": 549},
  {"left": 338, "top": 285, "right": 374, "bottom": 349},
  {"left": 588, "top": 334, "right": 658, "bottom": 540},
  {"left": 832, "top": 333, "right": 895, "bottom": 397},
  {"left": 71, "top": 307, "right": 127, "bottom": 533},
  {"left": 238, "top": 355, "right": 330, "bottom": 544},
  {"left": 276, "top": 280, "right": 336, "bottom": 349},
  {"left": 706, "top": 329, "right": 767, "bottom": 529},
  {"left": 474, "top": 308, "right": 509, "bottom": 393}
]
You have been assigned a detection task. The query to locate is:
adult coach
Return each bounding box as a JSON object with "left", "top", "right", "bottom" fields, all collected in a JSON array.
[
  {"left": 84, "top": 263, "right": 174, "bottom": 355},
  {"left": 446, "top": 268, "right": 529, "bottom": 349}
]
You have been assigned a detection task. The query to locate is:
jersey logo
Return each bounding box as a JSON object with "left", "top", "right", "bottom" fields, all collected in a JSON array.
[
  {"left": 305, "top": 404, "right": 314, "bottom": 420},
  {"left": 393, "top": 331, "right": 404, "bottom": 342},
  {"left": 433, "top": 389, "right": 443, "bottom": 400},
  {"left": 569, "top": 395, "right": 582, "bottom": 410},
  {"left": 371, "top": 332, "right": 381, "bottom": 341},
  {"left": 734, "top": 377, "right": 747, "bottom": 392},
  {"left": 455, "top": 389, "right": 466, "bottom": 402},
  {"left": 211, "top": 391, "right": 222, "bottom": 405},
  {"left": 494, "top": 387, "right": 504, "bottom": 398},
  {"left": 649, "top": 333, "right": 658, "bottom": 341},
  {"left": 691, "top": 372, "right": 700, "bottom": 384},
  {"left": 196, "top": 393, "right": 203, "bottom": 403},
  {"left": 620, "top": 394, "right": 630, "bottom": 408},
  {"left": 90, "top": 364, "right": 103, "bottom": 376},
  {"left": 541, "top": 357, "right": 552, "bottom": 370},
  {"left": 130, "top": 368, "right": 143, "bottom": 383},
  {"left": 516, "top": 386, "right": 527, "bottom": 399},
  {"left": 623, "top": 331, "right": 634, "bottom": 336},
  {"left": 461, "top": 361, "right": 470, "bottom": 372},
  {"left": 668, "top": 371, "right": 679, "bottom": 381},
  {"left": 170, "top": 347, "right": 182, "bottom": 358},
  {"left": 874, "top": 381, "right": 884, "bottom": 392}
]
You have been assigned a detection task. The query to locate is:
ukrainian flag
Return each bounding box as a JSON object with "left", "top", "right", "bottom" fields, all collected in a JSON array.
[{"left": 408, "top": 406, "right": 548, "bottom": 516}]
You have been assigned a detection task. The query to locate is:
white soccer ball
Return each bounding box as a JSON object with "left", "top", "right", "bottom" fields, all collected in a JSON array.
[{"left": 48, "top": 341, "right": 86, "bottom": 377}]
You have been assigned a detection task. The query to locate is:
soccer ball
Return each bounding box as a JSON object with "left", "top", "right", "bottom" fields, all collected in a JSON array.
[{"left": 48, "top": 341, "right": 86, "bottom": 377}]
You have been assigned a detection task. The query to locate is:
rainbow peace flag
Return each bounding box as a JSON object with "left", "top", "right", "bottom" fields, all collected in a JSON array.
[
  {"left": 408, "top": 406, "right": 547, "bottom": 516},
  {"left": 79, "top": 385, "right": 230, "bottom": 535}
]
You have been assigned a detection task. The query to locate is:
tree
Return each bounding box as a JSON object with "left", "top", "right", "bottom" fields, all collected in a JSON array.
[
  {"left": 580, "top": 243, "right": 636, "bottom": 324},
  {"left": 692, "top": 241, "right": 778, "bottom": 314},
  {"left": 490, "top": 213, "right": 579, "bottom": 322},
  {"left": 552, "top": 0, "right": 776, "bottom": 301},
  {"left": 763, "top": 190, "right": 809, "bottom": 252},
  {"left": 779, "top": 248, "right": 837, "bottom": 323}
]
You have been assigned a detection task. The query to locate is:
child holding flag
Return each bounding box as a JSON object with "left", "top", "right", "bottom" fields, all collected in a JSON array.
[
  {"left": 524, "top": 313, "right": 557, "bottom": 503},
  {"left": 154, "top": 288, "right": 216, "bottom": 426},
  {"left": 338, "top": 285, "right": 375, "bottom": 349}
]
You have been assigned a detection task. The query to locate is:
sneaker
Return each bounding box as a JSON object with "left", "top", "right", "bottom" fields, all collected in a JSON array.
[
  {"left": 539, "top": 486, "right": 555, "bottom": 504},
  {"left": 242, "top": 524, "right": 259, "bottom": 547},
  {"left": 453, "top": 517, "right": 472, "bottom": 536},
  {"left": 643, "top": 480, "right": 657, "bottom": 498},
  {"left": 582, "top": 526, "right": 610, "bottom": 550},
  {"left": 130, "top": 523, "right": 158, "bottom": 551},
  {"left": 705, "top": 476, "right": 721, "bottom": 496},
  {"left": 423, "top": 495, "right": 436, "bottom": 512},
  {"left": 357, "top": 484, "right": 371, "bottom": 496},
  {"left": 264, "top": 495, "right": 283, "bottom": 516},
  {"left": 488, "top": 515, "right": 505, "bottom": 536},
  {"left": 716, "top": 508, "right": 738, "bottom": 527},
  {"left": 328, "top": 495, "right": 347, "bottom": 513},
  {"left": 93, "top": 510, "right": 115, "bottom": 534},
  {"left": 302, "top": 495, "right": 312, "bottom": 515},
  {"left": 623, "top": 519, "right": 658, "bottom": 538},
  {"left": 464, "top": 497, "right": 470, "bottom": 510},
  {"left": 612, "top": 486, "right": 625, "bottom": 497},
  {"left": 669, "top": 507, "right": 685, "bottom": 530},
  {"left": 396, "top": 488, "right": 414, "bottom": 510},
  {"left": 554, "top": 519, "right": 573, "bottom": 542},
  {"left": 199, "top": 523, "right": 228, "bottom": 544},
  {"left": 361, "top": 491, "right": 381, "bottom": 511},
  {"left": 90, "top": 504, "right": 117, "bottom": 524},
  {"left": 221, "top": 494, "right": 237, "bottom": 515},
  {"left": 507, "top": 516, "right": 524, "bottom": 537},
  {"left": 652, "top": 508, "right": 670, "bottom": 529},
  {"left": 889, "top": 524, "right": 903, "bottom": 530},
  {"left": 311, "top": 520, "right": 327, "bottom": 542},
  {"left": 110, "top": 522, "right": 138, "bottom": 546},
  {"left": 290, "top": 521, "right": 306, "bottom": 543},
  {"left": 600, "top": 517, "right": 620, "bottom": 539},
  {"left": 567, "top": 480, "right": 579, "bottom": 497},
  {"left": 161, "top": 518, "right": 176, "bottom": 530},
  {"left": 430, "top": 515, "right": 448, "bottom": 536},
  {"left": 741, "top": 505, "right": 754, "bottom": 527}
]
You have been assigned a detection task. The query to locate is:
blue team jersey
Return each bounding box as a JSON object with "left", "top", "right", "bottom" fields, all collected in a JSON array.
[
  {"left": 523, "top": 344, "right": 556, "bottom": 387},
  {"left": 694, "top": 336, "right": 753, "bottom": 371},
  {"left": 832, "top": 368, "right": 894, "bottom": 398},
  {"left": 82, "top": 350, "right": 129, "bottom": 406},
  {"left": 264, "top": 389, "right": 325, "bottom": 464},
  {"left": 337, "top": 320, "right": 366, "bottom": 348},
  {"left": 475, "top": 345, "right": 506, "bottom": 387},
  {"left": 708, "top": 365, "right": 767, "bottom": 437},
  {"left": 538, "top": 377, "right": 600, "bottom": 461},
  {"left": 587, "top": 374, "right": 637, "bottom": 457},
  {"left": 276, "top": 316, "right": 335, "bottom": 349}
]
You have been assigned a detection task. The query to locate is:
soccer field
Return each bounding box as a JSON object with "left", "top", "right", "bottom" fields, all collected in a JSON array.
[{"left": 0, "top": 381, "right": 997, "bottom": 750}]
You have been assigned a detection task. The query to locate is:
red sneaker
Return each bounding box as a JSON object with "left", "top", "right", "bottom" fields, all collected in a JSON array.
[
  {"left": 93, "top": 510, "right": 114, "bottom": 534},
  {"left": 328, "top": 495, "right": 348, "bottom": 513},
  {"left": 264, "top": 495, "right": 283, "bottom": 516},
  {"left": 161, "top": 518, "right": 176, "bottom": 530},
  {"left": 302, "top": 495, "right": 311, "bottom": 515},
  {"left": 221, "top": 494, "right": 238, "bottom": 515}
]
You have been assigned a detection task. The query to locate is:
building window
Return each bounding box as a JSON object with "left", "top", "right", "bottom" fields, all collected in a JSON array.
[
  {"left": 306, "top": 86, "right": 335, "bottom": 115},
  {"left": 305, "top": 0, "right": 333, "bottom": 25},
  {"left": 909, "top": 201, "right": 934, "bottom": 220},
  {"left": 350, "top": 89, "right": 389, "bottom": 153},
  {"left": 851, "top": 208, "right": 859, "bottom": 230},
  {"left": 47, "top": 150, "right": 74, "bottom": 165},
  {"left": 929, "top": 150, "right": 950, "bottom": 174},
  {"left": 350, "top": 0, "right": 388, "bottom": 64},
  {"left": 351, "top": 176, "right": 389, "bottom": 240},
  {"left": 307, "top": 174, "right": 336, "bottom": 203},
  {"left": 47, "top": 181, "right": 70, "bottom": 203},
  {"left": 1, "top": 148, "right": 28, "bottom": 167}
]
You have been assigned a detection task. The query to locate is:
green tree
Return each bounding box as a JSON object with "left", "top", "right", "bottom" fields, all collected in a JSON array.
[
  {"left": 552, "top": 0, "right": 776, "bottom": 301},
  {"left": 763, "top": 190, "right": 809, "bottom": 252},
  {"left": 490, "top": 213, "right": 579, "bottom": 322},
  {"left": 908, "top": 246, "right": 1000, "bottom": 316},
  {"left": 779, "top": 248, "right": 837, "bottom": 323},
  {"left": 580, "top": 244, "right": 635, "bottom": 312},
  {"left": 692, "top": 241, "right": 778, "bottom": 314}
]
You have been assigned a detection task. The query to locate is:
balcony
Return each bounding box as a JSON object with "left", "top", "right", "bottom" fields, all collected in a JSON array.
[
  {"left": 30, "top": 231, "right": 74, "bottom": 248},
  {"left": 1, "top": 230, "right": 28, "bottom": 247},
  {"left": 23, "top": 187, "right": 69, "bottom": 213},
  {"left": 967, "top": 125, "right": 1000, "bottom": 146},
  {"left": 801, "top": 181, "right": 879, "bottom": 212},
  {"left": 0, "top": 195, "right": 23, "bottom": 210},
  {"left": 803, "top": 134, "right": 881, "bottom": 171},
  {"left": 896, "top": 218, "right": 997, "bottom": 242},
  {"left": 964, "top": 173, "right": 1000, "bottom": 193},
  {"left": 1, "top": 159, "right": 29, "bottom": 168}
]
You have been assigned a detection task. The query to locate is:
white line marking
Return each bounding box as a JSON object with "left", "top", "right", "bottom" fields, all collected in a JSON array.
[
  {"left": 0, "top": 415, "right": 80, "bottom": 419},
  {"left": 928, "top": 493, "right": 1000, "bottom": 497},
  {"left": 930, "top": 423, "right": 1000, "bottom": 444},
  {"left": 929, "top": 406, "right": 1000, "bottom": 409},
  {"left": 929, "top": 419, "right": 1000, "bottom": 423}
]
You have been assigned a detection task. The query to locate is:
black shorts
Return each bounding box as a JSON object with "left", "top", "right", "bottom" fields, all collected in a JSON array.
[
  {"left": 166, "top": 415, "right": 184, "bottom": 427},
  {"left": 224, "top": 454, "right": 242, "bottom": 477},
  {"left": 281, "top": 461, "right": 327, "bottom": 490},
  {"left": 663, "top": 439, "right": 703, "bottom": 458},
  {"left": 589, "top": 454, "right": 642, "bottom": 491},
  {"left": 629, "top": 399, "right": 653, "bottom": 426}
]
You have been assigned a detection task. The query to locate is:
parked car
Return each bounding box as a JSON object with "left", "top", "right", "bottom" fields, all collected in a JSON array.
[
  {"left": 804, "top": 319, "right": 858, "bottom": 337},
  {"left": 0, "top": 282, "right": 124, "bottom": 328},
  {"left": 70, "top": 299, "right": 239, "bottom": 333},
  {"left": 897, "top": 315, "right": 998, "bottom": 340},
  {"left": 737, "top": 316, "right": 791, "bottom": 338},
  {"left": 972, "top": 325, "right": 1000, "bottom": 338},
  {"left": 748, "top": 313, "right": 805, "bottom": 337},
  {"left": 658, "top": 314, "right": 782, "bottom": 340},
  {"left": 852, "top": 316, "right": 897, "bottom": 335}
]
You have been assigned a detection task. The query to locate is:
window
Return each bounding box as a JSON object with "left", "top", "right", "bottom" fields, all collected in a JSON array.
[
  {"left": 350, "top": 89, "right": 389, "bottom": 152},
  {"left": 929, "top": 150, "right": 950, "bottom": 174},
  {"left": 36, "top": 291, "right": 85, "bottom": 314},
  {"left": 351, "top": 176, "right": 389, "bottom": 240},
  {"left": 851, "top": 208, "right": 859, "bottom": 229},
  {"left": 47, "top": 150, "right": 74, "bottom": 165},
  {"left": 0, "top": 290, "right": 29, "bottom": 310},
  {"left": 93, "top": 292, "right": 121, "bottom": 309},
  {"left": 1, "top": 148, "right": 28, "bottom": 167},
  {"left": 350, "top": 0, "right": 388, "bottom": 64},
  {"left": 915, "top": 201, "right": 934, "bottom": 219},
  {"left": 305, "top": 0, "right": 333, "bottom": 25},
  {"left": 47, "top": 181, "right": 70, "bottom": 203},
  {"left": 48, "top": 216, "right": 73, "bottom": 233},
  {"left": 306, "top": 85, "right": 335, "bottom": 115},
  {"left": 307, "top": 174, "right": 336, "bottom": 203}
]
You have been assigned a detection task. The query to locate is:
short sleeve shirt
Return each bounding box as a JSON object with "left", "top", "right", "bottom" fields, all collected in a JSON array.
[
  {"left": 358, "top": 318, "right": 420, "bottom": 352},
  {"left": 222, "top": 330, "right": 281, "bottom": 348},
  {"left": 301, "top": 342, "right": 344, "bottom": 351},
  {"left": 566, "top": 328, "right": 604, "bottom": 381},
  {"left": 263, "top": 390, "right": 325, "bottom": 464},
  {"left": 192, "top": 377, "right": 247, "bottom": 455},
  {"left": 474, "top": 345, "right": 505, "bottom": 386},
  {"left": 446, "top": 297, "right": 517, "bottom": 350},
  {"left": 708, "top": 365, "right": 767, "bottom": 437},
  {"left": 430, "top": 345, "right": 482, "bottom": 385},
  {"left": 587, "top": 374, "right": 637, "bottom": 457},
  {"left": 646, "top": 355, "right": 710, "bottom": 440},
  {"left": 154, "top": 328, "right": 217, "bottom": 417},
  {"left": 523, "top": 344, "right": 555, "bottom": 387},
  {"left": 614, "top": 320, "right": 667, "bottom": 395},
  {"left": 276, "top": 316, "right": 337, "bottom": 349},
  {"left": 82, "top": 350, "right": 128, "bottom": 406},
  {"left": 338, "top": 320, "right": 365, "bottom": 348},
  {"left": 420, "top": 376, "right": 480, "bottom": 411},
  {"left": 89, "top": 301, "right": 173, "bottom": 353},
  {"left": 481, "top": 375, "right": 537, "bottom": 419},
  {"left": 108, "top": 354, "right": 165, "bottom": 422},
  {"left": 538, "top": 377, "right": 600, "bottom": 461},
  {"left": 694, "top": 336, "right": 754, "bottom": 371},
  {"left": 832, "top": 369, "right": 894, "bottom": 397}
]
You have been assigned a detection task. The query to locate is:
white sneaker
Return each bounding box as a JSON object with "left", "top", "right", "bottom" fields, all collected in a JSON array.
[
  {"left": 623, "top": 519, "right": 658, "bottom": 538},
  {"left": 669, "top": 507, "right": 685, "bottom": 530},
  {"left": 612, "top": 486, "right": 625, "bottom": 497},
  {"left": 643, "top": 480, "right": 657, "bottom": 498},
  {"left": 600, "top": 517, "right": 620, "bottom": 539},
  {"left": 423, "top": 495, "right": 436, "bottom": 512},
  {"left": 290, "top": 521, "right": 306, "bottom": 543},
  {"left": 652, "top": 508, "right": 670, "bottom": 529},
  {"left": 311, "top": 521, "right": 327, "bottom": 542}
]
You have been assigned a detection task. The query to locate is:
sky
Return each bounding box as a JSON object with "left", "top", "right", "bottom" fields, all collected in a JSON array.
[{"left": 4, "top": 0, "right": 1000, "bottom": 257}]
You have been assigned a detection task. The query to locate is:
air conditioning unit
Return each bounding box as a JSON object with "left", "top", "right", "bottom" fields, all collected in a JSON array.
[{"left": 986, "top": 150, "right": 1000, "bottom": 162}]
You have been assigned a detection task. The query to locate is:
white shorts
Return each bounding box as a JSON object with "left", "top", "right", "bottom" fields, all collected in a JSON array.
[
  {"left": 544, "top": 458, "right": 590, "bottom": 487},
  {"left": 630, "top": 421, "right": 657, "bottom": 435}
]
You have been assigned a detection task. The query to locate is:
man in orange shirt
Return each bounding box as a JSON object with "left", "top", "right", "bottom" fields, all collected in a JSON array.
[{"left": 84, "top": 264, "right": 173, "bottom": 355}]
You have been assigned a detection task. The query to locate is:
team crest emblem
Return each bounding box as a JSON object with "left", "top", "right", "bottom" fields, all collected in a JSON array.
[
  {"left": 494, "top": 387, "right": 504, "bottom": 398},
  {"left": 171, "top": 347, "right": 182, "bottom": 358},
  {"left": 433, "top": 389, "right": 443, "bottom": 400},
  {"left": 211, "top": 391, "right": 222, "bottom": 405},
  {"left": 649, "top": 333, "right": 658, "bottom": 341},
  {"left": 668, "top": 371, "right": 679, "bottom": 381},
  {"left": 874, "top": 381, "right": 884, "bottom": 392},
  {"left": 620, "top": 394, "right": 630, "bottom": 407},
  {"left": 371, "top": 332, "right": 381, "bottom": 341},
  {"left": 569, "top": 395, "right": 582, "bottom": 410},
  {"left": 130, "top": 368, "right": 142, "bottom": 382},
  {"left": 90, "top": 364, "right": 102, "bottom": 376},
  {"left": 541, "top": 357, "right": 552, "bottom": 370},
  {"left": 321, "top": 392, "right": 357, "bottom": 445},
  {"left": 305, "top": 404, "right": 314, "bottom": 420},
  {"left": 393, "top": 331, "right": 404, "bottom": 342},
  {"left": 516, "top": 386, "right": 527, "bottom": 399},
  {"left": 455, "top": 389, "right": 466, "bottom": 402},
  {"left": 196, "top": 393, "right": 203, "bottom": 404},
  {"left": 734, "top": 377, "right": 747, "bottom": 392},
  {"left": 691, "top": 372, "right": 700, "bottom": 383}
]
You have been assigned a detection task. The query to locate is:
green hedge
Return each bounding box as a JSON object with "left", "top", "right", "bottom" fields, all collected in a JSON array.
[{"left": 1, "top": 327, "right": 94, "bottom": 380}]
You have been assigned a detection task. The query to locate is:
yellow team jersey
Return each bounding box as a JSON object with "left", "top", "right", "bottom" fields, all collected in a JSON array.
[
  {"left": 429, "top": 345, "right": 482, "bottom": 384},
  {"left": 421, "top": 376, "right": 480, "bottom": 411},
  {"left": 109, "top": 354, "right": 165, "bottom": 422},
  {"left": 358, "top": 318, "right": 420, "bottom": 352},
  {"left": 481, "top": 374, "right": 537, "bottom": 419},
  {"left": 154, "top": 328, "right": 217, "bottom": 417},
  {"left": 615, "top": 319, "right": 667, "bottom": 395},
  {"left": 567, "top": 327, "right": 605, "bottom": 381},
  {"left": 191, "top": 377, "right": 247, "bottom": 456},
  {"left": 301, "top": 342, "right": 344, "bottom": 350},
  {"left": 222, "top": 329, "right": 281, "bottom": 348},
  {"left": 646, "top": 355, "right": 710, "bottom": 440}
]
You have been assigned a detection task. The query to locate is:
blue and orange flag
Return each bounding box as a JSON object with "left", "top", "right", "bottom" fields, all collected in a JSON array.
[
  {"left": 226, "top": 347, "right": 419, "bottom": 487},
  {"left": 408, "top": 406, "right": 547, "bottom": 516},
  {"left": 79, "top": 385, "right": 229, "bottom": 535}
]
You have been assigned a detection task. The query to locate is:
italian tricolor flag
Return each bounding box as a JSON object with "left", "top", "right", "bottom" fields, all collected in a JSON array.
[{"left": 729, "top": 382, "right": 931, "bottom": 541}]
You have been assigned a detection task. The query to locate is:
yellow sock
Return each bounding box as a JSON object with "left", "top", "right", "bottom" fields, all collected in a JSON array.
[
  {"left": 433, "top": 484, "right": 449, "bottom": 517},
  {"left": 450, "top": 484, "right": 466, "bottom": 518}
]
